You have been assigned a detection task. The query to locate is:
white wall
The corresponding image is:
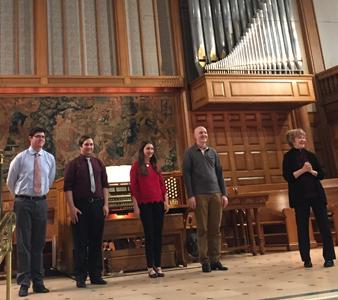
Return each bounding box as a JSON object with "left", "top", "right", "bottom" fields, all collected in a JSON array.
[{"left": 313, "top": 0, "right": 338, "bottom": 69}]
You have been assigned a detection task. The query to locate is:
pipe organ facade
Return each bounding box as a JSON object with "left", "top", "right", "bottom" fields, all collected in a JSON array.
[{"left": 187, "top": 0, "right": 304, "bottom": 75}]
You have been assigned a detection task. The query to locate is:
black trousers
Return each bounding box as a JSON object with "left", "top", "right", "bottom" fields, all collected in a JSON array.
[
  {"left": 139, "top": 202, "right": 164, "bottom": 268},
  {"left": 294, "top": 197, "right": 336, "bottom": 262},
  {"left": 14, "top": 196, "right": 48, "bottom": 287},
  {"left": 72, "top": 198, "right": 105, "bottom": 281}
]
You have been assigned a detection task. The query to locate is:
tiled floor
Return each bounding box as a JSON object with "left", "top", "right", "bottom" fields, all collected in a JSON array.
[{"left": 2, "top": 247, "right": 338, "bottom": 300}]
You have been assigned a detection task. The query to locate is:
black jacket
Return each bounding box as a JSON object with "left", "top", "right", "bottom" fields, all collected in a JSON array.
[{"left": 282, "top": 148, "right": 326, "bottom": 208}]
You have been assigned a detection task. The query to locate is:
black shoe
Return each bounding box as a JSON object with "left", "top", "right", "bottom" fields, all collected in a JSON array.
[
  {"left": 324, "top": 260, "right": 334, "bottom": 268},
  {"left": 304, "top": 260, "right": 313, "bottom": 268},
  {"left": 18, "top": 285, "right": 28, "bottom": 297},
  {"left": 76, "top": 280, "right": 87, "bottom": 288},
  {"left": 91, "top": 278, "right": 107, "bottom": 285},
  {"left": 33, "top": 284, "right": 49, "bottom": 293},
  {"left": 202, "top": 262, "right": 211, "bottom": 273},
  {"left": 210, "top": 261, "right": 228, "bottom": 271}
]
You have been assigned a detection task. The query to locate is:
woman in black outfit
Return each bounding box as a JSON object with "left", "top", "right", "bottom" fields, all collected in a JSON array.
[{"left": 283, "top": 128, "right": 336, "bottom": 268}]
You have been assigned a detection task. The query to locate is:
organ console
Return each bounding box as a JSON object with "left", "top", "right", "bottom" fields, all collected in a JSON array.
[
  {"left": 54, "top": 168, "right": 188, "bottom": 274},
  {"left": 106, "top": 169, "right": 187, "bottom": 214},
  {"left": 107, "top": 183, "right": 133, "bottom": 213}
]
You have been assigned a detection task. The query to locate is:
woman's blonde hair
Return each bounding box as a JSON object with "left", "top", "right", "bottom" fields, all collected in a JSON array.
[{"left": 286, "top": 128, "right": 306, "bottom": 147}]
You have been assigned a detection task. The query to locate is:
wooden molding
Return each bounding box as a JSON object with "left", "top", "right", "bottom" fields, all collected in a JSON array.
[
  {"left": 297, "top": 0, "right": 325, "bottom": 73},
  {"left": 33, "top": 0, "right": 48, "bottom": 75},
  {"left": 0, "top": 75, "right": 184, "bottom": 92},
  {"left": 113, "top": 0, "right": 129, "bottom": 76},
  {"left": 170, "top": 0, "right": 185, "bottom": 77},
  {"left": 190, "top": 74, "right": 315, "bottom": 110}
]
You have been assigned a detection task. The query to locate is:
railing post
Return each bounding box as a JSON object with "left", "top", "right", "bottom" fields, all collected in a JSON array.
[
  {"left": 0, "top": 149, "right": 3, "bottom": 217},
  {"left": 6, "top": 250, "right": 12, "bottom": 300}
]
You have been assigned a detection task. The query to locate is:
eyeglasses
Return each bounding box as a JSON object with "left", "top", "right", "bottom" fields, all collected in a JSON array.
[{"left": 33, "top": 135, "right": 45, "bottom": 139}]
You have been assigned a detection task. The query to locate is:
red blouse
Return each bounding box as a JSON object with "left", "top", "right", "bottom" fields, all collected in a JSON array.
[{"left": 129, "top": 161, "right": 166, "bottom": 204}]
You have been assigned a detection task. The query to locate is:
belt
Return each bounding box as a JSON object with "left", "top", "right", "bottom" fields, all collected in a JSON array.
[
  {"left": 75, "top": 197, "right": 103, "bottom": 203},
  {"left": 15, "top": 195, "right": 46, "bottom": 201}
]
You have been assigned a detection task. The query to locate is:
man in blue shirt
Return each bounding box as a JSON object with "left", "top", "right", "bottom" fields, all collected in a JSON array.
[{"left": 7, "top": 127, "right": 56, "bottom": 297}]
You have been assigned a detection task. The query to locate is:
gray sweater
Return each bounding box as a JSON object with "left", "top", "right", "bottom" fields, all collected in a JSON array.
[{"left": 183, "top": 144, "right": 226, "bottom": 198}]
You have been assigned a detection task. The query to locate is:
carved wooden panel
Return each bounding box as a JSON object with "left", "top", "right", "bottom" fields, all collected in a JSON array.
[{"left": 192, "top": 110, "right": 292, "bottom": 187}]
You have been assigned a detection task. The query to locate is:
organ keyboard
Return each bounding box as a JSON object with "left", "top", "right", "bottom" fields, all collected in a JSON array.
[{"left": 107, "top": 171, "right": 187, "bottom": 214}]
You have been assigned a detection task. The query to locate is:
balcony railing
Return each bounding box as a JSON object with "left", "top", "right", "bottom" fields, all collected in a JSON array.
[{"left": 0, "top": 212, "right": 16, "bottom": 300}]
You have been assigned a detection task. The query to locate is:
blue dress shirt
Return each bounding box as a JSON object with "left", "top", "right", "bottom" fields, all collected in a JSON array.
[{"left": 7, "top": 146, "right": 56, "bottom": 196}]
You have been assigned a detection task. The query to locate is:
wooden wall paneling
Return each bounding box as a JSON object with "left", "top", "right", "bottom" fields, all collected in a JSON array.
[
  {"left": 34, "top": 0, "right": 48, "bottom": 77},
  {"left": 315, "top": 67, "right": 338, "bottom": 177},
  {"left": 113, "top": 0, "right": 129, "bottom": 76},
  {"left": 94, "top": 0, "right": 102, "bottom": 75},
  {"left": 60, "top": 0, "right": 69, "bottom": 75},
  {"left": 14, "top": 0, "right": 19, "bottom": 74},
  {"left": 296, "top": 0, "right": 325, "bottom": 73},
  {"left": 171, "top": 0, "right": 201, "bottom": 153},
  {"left": 297, "top": 0, "right": 338, "bottom": 176},
  {"left": 191, "top": 110, "right": 294, "bottom": 188},
  {"left": 152, "top": 0, "right": 162, "bottom": 75},
  {"left": 78, "top": 0, "right": 86, "bottom": 75},
  {"left": 173, "top": 91, "right": 191, "bottom": 164},
  {"left": 176, "top": 89, "right": 194, "bottom": 156},
  {"left": 190, "top": 74, "right": 315, "bottom": 110},
  {"left": 289, "top": 106, "right": 314, "bottom": 152},
  {"left": 137, "top": 0, "right": 146, "bottom": 74},
  {"left": 169, "top": 0, "right": 184, "bottom": 77}
]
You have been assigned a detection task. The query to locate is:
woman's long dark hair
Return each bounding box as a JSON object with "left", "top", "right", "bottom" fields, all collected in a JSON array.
[{"left": 137, "top": 141, "right": 159, "bottom": 175}]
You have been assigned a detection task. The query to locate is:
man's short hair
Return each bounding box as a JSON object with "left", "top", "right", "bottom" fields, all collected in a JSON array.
[
  {"left": 29, "top": 127, "right": 46, "bottom": 137},
  {"left": 286, "top": 128, "right": 306, "bottom": 147},
  {"left": 78, "top": 135, "right": 92, "bottom": 147}
]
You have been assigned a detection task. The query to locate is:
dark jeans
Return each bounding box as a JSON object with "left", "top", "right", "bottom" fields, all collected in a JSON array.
[
  {"left": 14, "top": 196, "right": 48, "bottom": 287},
  {"left": 72, "top": 198, "right": 105, "bottom": 281},
  {"left": 139, "top": 202, "right": 164, "bottom": 268},
  {"left": 294, "top": 197, "right": 336, "bottom": 262}
]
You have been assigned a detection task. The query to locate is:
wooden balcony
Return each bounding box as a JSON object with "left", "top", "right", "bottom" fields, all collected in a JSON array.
[{"left": 190, "top": 74, "right": 315, "bottom": 110}]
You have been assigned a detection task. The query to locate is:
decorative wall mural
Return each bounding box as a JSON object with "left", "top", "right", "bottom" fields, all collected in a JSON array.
[{"left": 0, "top": 95, "right": 178, "bottom": 178}]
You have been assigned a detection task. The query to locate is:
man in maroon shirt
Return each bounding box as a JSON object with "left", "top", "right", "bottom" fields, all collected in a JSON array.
[{"left": 64, "top": 135, "right": 109, "bottom": 288}]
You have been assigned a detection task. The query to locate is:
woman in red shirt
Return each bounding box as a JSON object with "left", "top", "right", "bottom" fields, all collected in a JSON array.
[{"left": 130, "top": 141, "right": 169, "bottom": 278}]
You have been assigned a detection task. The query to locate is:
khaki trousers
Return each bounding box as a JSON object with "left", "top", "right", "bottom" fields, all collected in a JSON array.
[{"left": 194, "top": 193, "right": 223, "bottom": 264}]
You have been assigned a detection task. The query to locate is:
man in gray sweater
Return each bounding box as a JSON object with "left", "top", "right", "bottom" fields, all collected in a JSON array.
[{"left": 183, "top": 126, "right": 229, "bottom": 272}]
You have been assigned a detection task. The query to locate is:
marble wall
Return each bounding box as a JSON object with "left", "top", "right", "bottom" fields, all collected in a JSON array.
[{"left": 0, "top": 95, "right": 178, "bottom": 178}]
